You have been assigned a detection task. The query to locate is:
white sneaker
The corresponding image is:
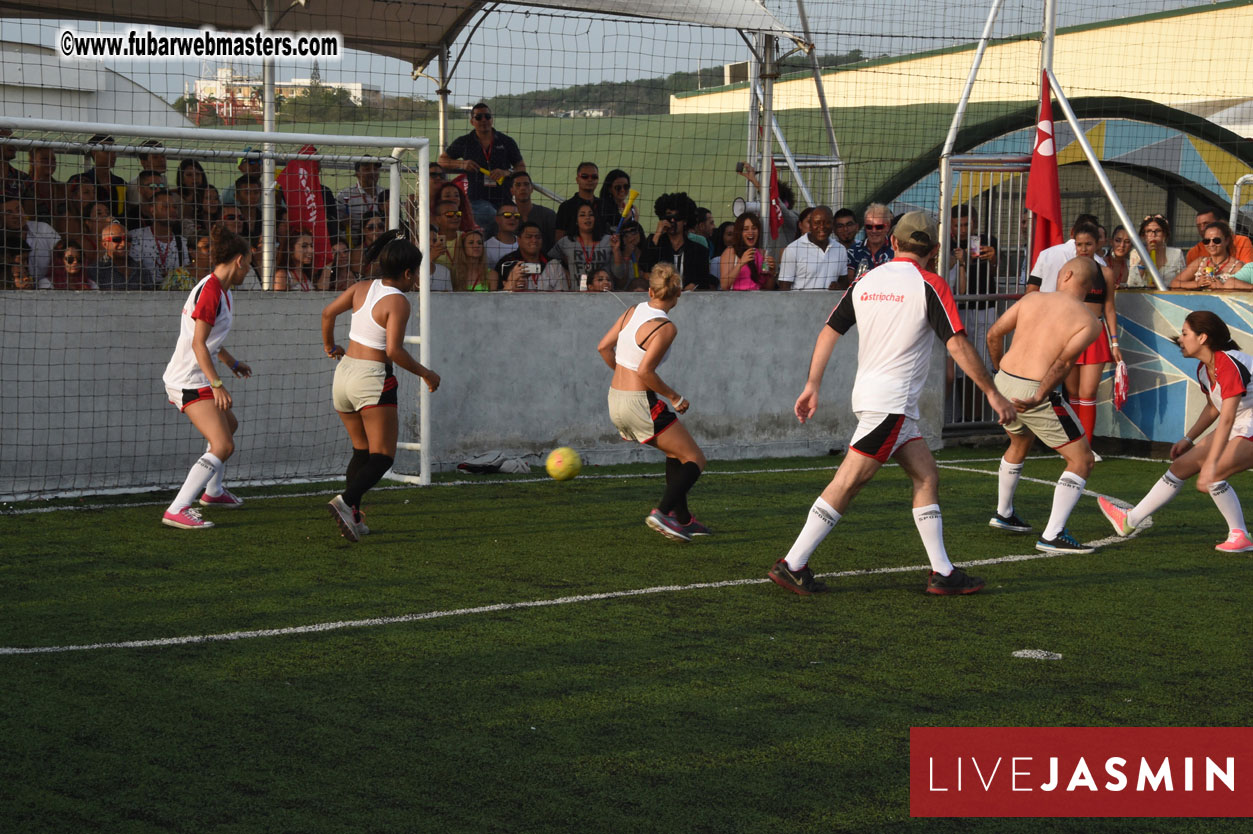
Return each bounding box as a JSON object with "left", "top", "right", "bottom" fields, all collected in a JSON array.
[
  {"left": 199, "top": 488, "right": 244, "bottom": 508},
  {"left": 328, "top": 495, "right": 359, "bottom": 542},
  {"left": 162, "top": 506, "right": 214, "bottom": 529},
  {"left": 354, "top": 509, "right": 370, "bottom": 537}
]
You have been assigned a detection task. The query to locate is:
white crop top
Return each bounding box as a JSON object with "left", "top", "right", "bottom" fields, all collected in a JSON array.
[
  {"left": 615, "top": 301, "right": 671, "bottom": 371},
  {"left": 348, "top": 279, "right": 404, "bottom": 351}
]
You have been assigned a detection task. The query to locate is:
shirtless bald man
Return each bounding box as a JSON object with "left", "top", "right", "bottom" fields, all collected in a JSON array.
[{"left": 986, "top": 257, "right": 1102, "bottom": 555}]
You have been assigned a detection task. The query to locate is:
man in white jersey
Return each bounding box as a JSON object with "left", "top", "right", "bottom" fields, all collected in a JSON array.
[{"left": 768, "top": 211, "right": 1015, "bottom": 596}]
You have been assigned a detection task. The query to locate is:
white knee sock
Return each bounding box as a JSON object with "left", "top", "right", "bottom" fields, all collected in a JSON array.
[
  {"left": 1042, "top": 472, "right": 1086, "bottom": 540},
  {"left": 1127, "top": 471, "right": 1184, "bottom": 528},
  {"left": 1207, "top": 481, "right": 1247, "bottom": 533},
  {"left": 784, "top": 497, "right": 841, "bottom": 571},
  {"left": 205, "top": 443, "right": 225, "bottom": 497},
  {"left": 997, "top": 457, "right": 1024, "bottom": 517},
  {"left": 913, "top": 504, "right": 954, "bottom": 575},
  {"left": 168, "top": 452, "right": 223, "bottom": 514}
]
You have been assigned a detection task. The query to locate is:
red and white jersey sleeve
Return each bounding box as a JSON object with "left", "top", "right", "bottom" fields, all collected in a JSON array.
[
  {"left": 825, "top": 257, "right": 964, "bottom": 419},
  {"left": 1197, "top": 350, "right": 1253, "bottom": 416},
  {"left": 162, "top": 274, "right": 234, "bottom": 390}
]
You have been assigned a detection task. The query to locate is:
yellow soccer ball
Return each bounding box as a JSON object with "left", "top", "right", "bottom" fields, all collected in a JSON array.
[{"left": 545, "top": 447, "right": 582, "bottom": 481}]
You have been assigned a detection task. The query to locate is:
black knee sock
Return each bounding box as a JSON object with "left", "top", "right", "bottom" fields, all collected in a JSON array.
[
  {"left": 346, "top": 448, "right": 370, "bottom": 488},
  {"left": 657, "top": 459, "right": 701, "bottom": 524},
  {"left": 343, "top": 454, "right": 393, "bottom": 509}
]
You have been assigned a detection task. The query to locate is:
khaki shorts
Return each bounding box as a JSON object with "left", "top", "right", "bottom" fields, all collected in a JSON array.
[
  {"left": 333, "top": 356, "right": 397, "bottom": 413},
  {"left": 608, "top": 387, "right": 677, "bottom": 444},
  {"left": 997, "top": 370, "right": 1083, "bottom": 449}
]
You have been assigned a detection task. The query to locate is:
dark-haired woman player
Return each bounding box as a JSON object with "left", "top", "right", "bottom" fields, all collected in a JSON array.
[
  {"left": 597, "top": 263, "right": 709, "bottom": 542},
  {"left": 1099, "top": 310, "right": 1253, "bottom": 552},
  {"left": 321, "top": 229, "right": 441, "bottom": 541},
  {"left": 160, "top": 223, "right": 253, "bottom": 529}
]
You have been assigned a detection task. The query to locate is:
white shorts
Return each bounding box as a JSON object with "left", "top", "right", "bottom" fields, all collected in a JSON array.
[{"left": 849, "top": 411, "right": 922, "bottom": 463}]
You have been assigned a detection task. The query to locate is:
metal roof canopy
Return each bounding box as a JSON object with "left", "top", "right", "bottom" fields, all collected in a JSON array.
[{"left": 0, "top": 0, "right": 794, "bottom": 69}]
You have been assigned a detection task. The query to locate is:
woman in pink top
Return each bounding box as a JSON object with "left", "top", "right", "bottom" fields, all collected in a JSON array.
[{"left": 719, "top": 211, "right": 776, "bottom": 291}]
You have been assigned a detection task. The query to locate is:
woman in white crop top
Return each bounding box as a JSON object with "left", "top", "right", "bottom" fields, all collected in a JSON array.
[
  {"left": 320, "top": 229, "right": 441, "bottom": 542},
  {"left": 596, "top": 263, "right": 710, "bottom": 542}
]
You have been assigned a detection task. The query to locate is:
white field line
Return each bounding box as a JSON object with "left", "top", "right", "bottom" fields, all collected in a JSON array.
[
  {"left": 1, "top": 455, "right": 1151, "bottom": 516},
  {"left": 0, "top": 463, "right": 1147, "bottom": 656}
]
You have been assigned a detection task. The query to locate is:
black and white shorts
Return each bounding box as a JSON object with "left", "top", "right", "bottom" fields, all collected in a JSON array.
[{"left": 849, "top": 411, "right": 922, "bottom": 463}]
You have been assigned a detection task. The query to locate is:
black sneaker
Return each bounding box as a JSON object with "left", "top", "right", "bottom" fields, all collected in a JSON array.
[
  {"left": 1035, "top": 529, "right": 1095, "bottom": 554},
  {"left": 926, "top": 568, "right": 985, "bottom": 595},
  {"left": 988, "top": 511, "right": 1032, "bottom": 533},
  {"left": 768, "top": 559, "right": 829, "bottom": 596}
]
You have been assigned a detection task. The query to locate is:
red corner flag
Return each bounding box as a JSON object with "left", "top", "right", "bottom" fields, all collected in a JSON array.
[{"left": 1025, "top": 71, "right": 1064, "bottom": 266}]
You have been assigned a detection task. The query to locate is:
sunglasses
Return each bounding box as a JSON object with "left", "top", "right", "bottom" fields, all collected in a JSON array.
[
  {"left": 611, "top": 183, "right": 629, "bottom": 191},
  {"left": 497, "top": 211, "right": 520, "bottom": 219},
  {"left": 1143, "top": 214, "right": 1165, "bottom": 221},
  {"left": 865, "top": 223, "right": 888, "bottom": 231},
  {"left": 1203, "top": 237, "right": 1226, "bottom": 245},
  {"left": 106, "top": 236, "right": 127, "bottom": 243},
  {"left": 222, "top": 214, "right": 240, "bottom": 220},
  {"left": 473, "top": 113, "right": 493, "bottom": 121},
  {"left": 441, "top": 210, "right": 462, "bottom": 218},
  {"left": 62, "top": 257, "right": 80, "bottom": 264}
]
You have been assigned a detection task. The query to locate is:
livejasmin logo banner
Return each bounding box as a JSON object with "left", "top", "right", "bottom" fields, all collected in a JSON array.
[{"left": 910, "top": 727, "right": 1253, "bottom": 817}]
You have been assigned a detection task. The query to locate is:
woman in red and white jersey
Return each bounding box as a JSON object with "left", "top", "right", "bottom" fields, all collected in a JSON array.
[
  {"left": 160, "top": 224, "right": 253, "bottom": 529},
  {"left": 1099, "top": 310, "right": 1253, "bottom": 552},
  {"left": 321, "top": 229, "right": 441, "bottom": 542}
]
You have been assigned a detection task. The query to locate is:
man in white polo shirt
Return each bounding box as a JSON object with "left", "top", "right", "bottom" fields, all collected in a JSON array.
[
  {"left": 768, "top": 211, "right": 1015, "bottom": 597},
  {"left": 777, "top": 206, "right": 848, "bottom": 291}
]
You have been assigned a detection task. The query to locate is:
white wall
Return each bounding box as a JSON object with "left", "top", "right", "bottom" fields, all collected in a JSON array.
[{"left": 0, "top": 290, "right": 947, "bottom": 499}]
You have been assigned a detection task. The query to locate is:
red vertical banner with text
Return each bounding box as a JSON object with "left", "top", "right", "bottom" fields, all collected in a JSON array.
[
  {"left": 277, "top": 144, "right": 330, "bottom": 270},
  {"left": 911, "top": 727, "right": 1253, "bottom": 817}
]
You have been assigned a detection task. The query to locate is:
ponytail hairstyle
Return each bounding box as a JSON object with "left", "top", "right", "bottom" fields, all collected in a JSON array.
[
  {"left": 209, "top": 221, "right": 250, "bottom": 266},
  {"left": 1181, "top": 310, "right": 1240, "bottom": 352},
  {"left": 648, "top": 262, "right": 681, "bottom": 302},
  {"left": 364, "top": 227, "right": 422, "bottom": 280}
]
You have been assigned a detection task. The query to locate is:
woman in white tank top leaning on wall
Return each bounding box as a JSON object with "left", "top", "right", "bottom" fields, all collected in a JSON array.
[
  {"left": 320, "top": 229, "right": 441, "bottom": 542},
  {"left": 597, "top": 263, "right": 709, "bottom": 542}
]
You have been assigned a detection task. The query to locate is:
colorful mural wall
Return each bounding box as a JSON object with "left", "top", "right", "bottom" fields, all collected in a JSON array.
[{"left": 1100, "top": 292, "right": 1253, "bottom": 443}]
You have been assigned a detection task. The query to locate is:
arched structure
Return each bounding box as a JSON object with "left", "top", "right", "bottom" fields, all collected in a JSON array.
[{"left": 876, "top": 97, "right": 1253, "bottom": 227}]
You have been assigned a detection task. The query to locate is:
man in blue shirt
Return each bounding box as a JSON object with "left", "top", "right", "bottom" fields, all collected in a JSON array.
[{"left": 438, "top": 103, "right": 526, "bottom": 237}]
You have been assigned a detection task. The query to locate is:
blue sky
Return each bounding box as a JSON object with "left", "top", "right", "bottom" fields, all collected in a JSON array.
[{"left": 2, "top": 1, "right": 1189, "bottom": 105}]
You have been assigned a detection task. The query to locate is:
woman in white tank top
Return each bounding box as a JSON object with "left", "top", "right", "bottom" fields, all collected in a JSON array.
[
  {"left": 596, "top": 263, "right": 710, "bottom": 542},
  {"left": 320, "top": 229, "right": 442, "bottom": 542}
]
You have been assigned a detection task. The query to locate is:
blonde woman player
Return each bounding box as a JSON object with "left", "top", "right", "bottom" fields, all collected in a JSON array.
[
  {"left": 597, "top": 263, "right": 709, "bottom": 541},
  {"left": 321, "top": 229, "right": 441, "bottom": 542},
  {"left": 1099, "top": 310, "right": 1253, "bottom": 552},
  {"left": 160, "top": 224, "right": 253, "bottom": 529}
]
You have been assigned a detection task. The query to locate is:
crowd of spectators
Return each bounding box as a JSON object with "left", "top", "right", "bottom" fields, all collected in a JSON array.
[{"left": 2, "top": 116, "right": 1248, "bottom": 296}]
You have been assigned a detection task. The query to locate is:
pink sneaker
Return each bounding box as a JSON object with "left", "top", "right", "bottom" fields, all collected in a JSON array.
[
  {"left": 199, "top": 488, "right": 244, "bottom": 508},
  {"left": 1097, "top": 495, "right": 1135, "bottom": 537},
  {"left": 1215, "top": 529, "right": 1253, "bottom": 553},
  {"left": 162, "top": 506, "right": 214, "bottom": 529}
]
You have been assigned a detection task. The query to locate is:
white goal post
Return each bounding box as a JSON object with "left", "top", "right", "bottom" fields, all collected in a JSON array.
[{"left": 0, "top": 116, "right": 433, "bottom": 498}]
